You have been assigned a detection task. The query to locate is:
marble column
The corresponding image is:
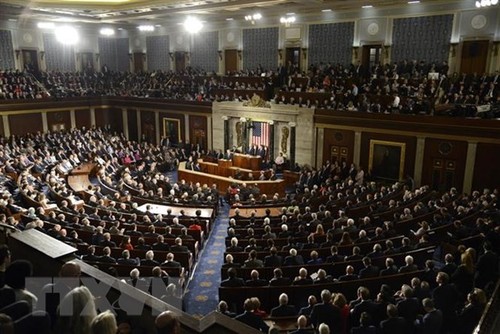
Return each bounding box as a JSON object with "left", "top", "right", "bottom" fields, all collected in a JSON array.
[
  {"left": 414, "top": 137, "right": 426, "bottom": 188},
  {"left": 463, "top": 142, "right": 477, "bottom": 194},
  {"left": 269, "top": 121, "right": 275, "bottom": 162},
  {"left": 222, "top": 116, "right": 229, "bottom": 152},
  {"left": 353, "top": 131, "right": 362, "bottom": 166},
  {"left": 316, "top": 128, "right": 325, "bottom": 169},
  {"left": 289, "top": 122, "right": 296, "bottom": 168}
]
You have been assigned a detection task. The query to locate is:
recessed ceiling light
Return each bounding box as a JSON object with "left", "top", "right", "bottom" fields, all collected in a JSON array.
[
  {"left": 408, "top": 0, "right": 420, "bottom": 4},
  {"left": 226, "top": 17, "right": 234, "bottom": 21},
  {"left": 321, "top": 9, "right": 332, "bottom": 12},
  {"left": 8, "top": 18, "right": 17, "bottom": 22},
  {"left": 362, "top": 5, "right": 373, "bottom": 8},
  {"left": 286, "top": 12, "right": 295, "bottom": 15},
  {"left": 155, "top": 24, "right": 162, "bottom": 27}
]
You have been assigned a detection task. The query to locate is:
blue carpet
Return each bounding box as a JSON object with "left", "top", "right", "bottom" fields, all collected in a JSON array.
[{"left": 183, "top": 204, "right": 229, "bottom": 318}]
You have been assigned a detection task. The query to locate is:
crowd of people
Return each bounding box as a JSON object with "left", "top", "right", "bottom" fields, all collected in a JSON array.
[
  {"left": 1, "top": 61, "right": 498, "bottom": 117},
  {"left": 218, "top": 154, "right": 499, "bottom": 333}
]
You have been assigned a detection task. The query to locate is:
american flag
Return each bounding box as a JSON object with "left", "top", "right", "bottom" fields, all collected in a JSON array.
[{"left": 251, "top": 121, "right": 270, "bottom": 147}]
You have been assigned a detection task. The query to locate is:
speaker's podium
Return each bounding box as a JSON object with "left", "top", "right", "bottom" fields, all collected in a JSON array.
[{"left": 232, "top": 153, "right": 261, "bottom": 171}]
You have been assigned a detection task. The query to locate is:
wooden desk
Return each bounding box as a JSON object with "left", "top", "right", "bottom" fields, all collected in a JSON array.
[
  {"left": 233, "top": 153, "right": 261, "bottom": 171},
  {"left": 199, "top": 159, "right": 270, "bottom": 180},
  {"left": 178, "top": 164, "right": 285, "bottom": 196}
]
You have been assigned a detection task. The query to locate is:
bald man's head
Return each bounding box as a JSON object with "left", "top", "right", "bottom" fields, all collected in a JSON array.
[
  {"left": 60, "top": 261, "right": 81, "bottom": 277},
  {"left": 155, "top": 311, "right": 180, "bottom": 334}
]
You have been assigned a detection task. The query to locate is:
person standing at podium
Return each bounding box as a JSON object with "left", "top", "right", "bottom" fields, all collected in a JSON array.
[{"left": 248, "top": 145, "right": 257, "bottom": 156}]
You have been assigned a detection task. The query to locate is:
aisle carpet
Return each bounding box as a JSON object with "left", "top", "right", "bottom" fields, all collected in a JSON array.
[{"left": 183, "top": 204, "right": 229, "bottom": 318}]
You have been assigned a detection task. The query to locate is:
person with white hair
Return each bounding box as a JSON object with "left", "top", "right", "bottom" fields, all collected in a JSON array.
[
  {"left": 270, "top": 293, "right": 297, "bottom": 317},
  {"left": 399, "top": 255, "right": 419, "bottom": 273}
]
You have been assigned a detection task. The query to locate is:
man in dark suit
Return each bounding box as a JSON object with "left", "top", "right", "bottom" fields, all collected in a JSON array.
[
  {"left": 379, "top": 304, "right": 408, "bottom": 334},
  {"left": 441, "top": 253, "right": 458, "bottom": 278},
  {"left": 243, "top": 250, "right": 264, "bottom": 268},
  {"left": 170, "top": 238, "right": 189, "bottom": 253},
  {"left": 359, "top": 257, "right": 379, "bottom": 279},
  {"left": 264, "top": 247, "right": 282, "bottom": 268},
  {"left": 152, "top": 235, "right": 170, "bottom": 252},
  {"left": 81, "top": 245, "right": 100, "bottom": 262},
  {"left": 350, "top": 287, "right": 377, "bottom": 327},
  {"left": 310, "top": 289, "right": 341, "bottom": 333},
  {"left": 398, "top": 255, "right": 418, "bottom": 273},
  {"left": 98, "top": 246, "right": 117, "bottom": 264},
  {"left": 117, "top": 250, "right": 140, "bottom": 266},
  {"left": 416, "top": 298, "right": 442, "bottom": 334},
  {"left": 474, "top": 241, "right": 499, "bottom": 289},
  {"left": 269, "top": 268, "right": 291, "bottom": 286},
  {"left": 245, "top": 270, "right": 268, "bottom": 287},
  {"left": 270, "top": 293, "right": 297, "bottom": 317},
  {"left": 234, "top": 298, "right": 270, "bottom": 332},
  {"left": 161, "top": 253, "right": 181, "bottom": 268},
  {"left": 338, "top": 265, "right": 359, "bottom": 281},
  {"left": 380, "top": 258, "right": 399, "bottom": 276},
  {"left": 298, "top": 295, "right": 317, "bottom": 317},
  {"left": 289, "top": 315, "right": 313, "bottom": 334},
  {"left": 284, "top": 248, "right": 304, "bottom": 266},
  {"left": 220, "top": 267, "right": 245, "bottom": 287},
  {"left": 432, "top": 272, "right": 459, "bottom": 333},
  {"left": 396, "top": 285, "right": 420, "bottom": 330},
  {"left": 141, "top": 250, "right": 160, "bottom": 267}
]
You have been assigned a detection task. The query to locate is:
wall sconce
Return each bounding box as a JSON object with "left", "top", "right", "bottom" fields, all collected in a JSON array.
[
  {"left": 383, "top": 45, "right": 390, "bottom": 58},
  {"left": 450, "top": 42, "right": 458, "bottom": 57},
  {"left": 168, "top": 52, "right": 174, "bottom": 61},
  {"left": 237, "top": 50, "right": 242, "bottom": 60},
  {"left": 184, "top": 51, "right": 190, "bottom": 61},
  {"left": 128, "top": 53, "right": 133, "bottom": 61},
  {"left": 278, "top": 49, "right": 283, "bottom": 60},
  {"left": 218, "top": 50, "right": 223, "bottom": 60},
  {"left": 15, "top": 50, "right": 20, "bottom": 60},
  {"left": 353, "top": 46, "right": 359, "bottom": 59},
  {"left": 40, "top": 51, "right": 45, "bottom": 60},
  {"left": 142, "top": 53, "right": 146, "bottom": 62},
  {"left": 492, "top": 41, "right": 499, "bottom": 56},
  {"left": 95, "top": 53, "right": 100, "bottom": 61},
  {"left": 301, "top": 48, "right": 307, "bottom": 59}
]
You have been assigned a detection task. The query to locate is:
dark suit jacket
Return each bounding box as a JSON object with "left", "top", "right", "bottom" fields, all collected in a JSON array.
[
  {"left": 220, "top": 277, "right": 245, "bottom": 287},
  {"left": 245, "top": 278, "right": 268, "bottom": 287},
  {"left": 475, "top": 251, "right": 499, "bottom": 288},
  {"left": 234, "top": 311, "right": 269, "bottom": 332},
  {"left": 359, "top": 265, "right": 379, "bottom": 278},
  {"left": 264, "top": 254, "right": 283, "bottom": 267},
  {"left": 380, "top": 317, "right": 408, "bottom": 334},
  {"left": 419, "top": 309, "right": 443, "bottom": 334},
  {"left": 99, "top": 255, "right": 117, "bottom": 263},
  {"left": 397, "top": 298, "right": 420, "bottom": 324},
  {"left": 310, "top": 303, "right": 341, "bottom": 333},
  {"left": 380, "top": 266, "right": 398, "bottom": 276},
  {"left": 338, "top": 274, "right": 359, "bottom": 281},
  {"left": 270, "top": 304, "right": 297, "bottom": 317},
  {"left": 284, "top": 255, "right": 304, "bottom": 266},
  {"left": 269, "top": 277, "right": 291, "bottom": 286}
]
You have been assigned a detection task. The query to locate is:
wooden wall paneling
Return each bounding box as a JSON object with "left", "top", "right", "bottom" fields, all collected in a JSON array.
[
  {"left": 0, "top": 116, "right": 4, "bottom": 137},
  {"left": 75, "top": 109, "right": 91, "bottom": 129},
  {"left": 140, "top": 110, "right": 156, "bottom": 143},
  {"left": 189, "top": 115, "right": 208, "bottom": 150},
  {"left": 472, "top": 143, "right": 500, "bottom": 191},
  {"left": 110, "top": 108, "right": 123, "bottom": 133},
  {"left": 322, "top": 128, "right": 355, "bottom": 165},
  {"left": 422, "top": 138, "right": 467, "bottom": 192},
  {"left": 9, "top": 113, "right": 43, "bottom": 136},
  {"left": 127, "top": 109, "right": 138, "bottom": 142},
  {"left": 94, "top": 108, "right": 123, "bottom": 133},
  {"left": 360, "top": 132, "right": 416, "bottom": 181},
  {"left": 46, "top": 111, "right": 71, "bottom": 132}
]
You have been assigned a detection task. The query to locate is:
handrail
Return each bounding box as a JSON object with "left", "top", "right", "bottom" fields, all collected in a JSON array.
[{"left": 474, "top": 278, "right": 500, "bottom": 334}]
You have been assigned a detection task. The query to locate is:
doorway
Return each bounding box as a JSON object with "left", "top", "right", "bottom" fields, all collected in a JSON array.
[
  {"left": 285, "top": 47, "right": 300, "bottom": 71},
  {"left": 362, "top": 45, "right": 382, "bottom": 72},
  {"left": 175, "top": 52, "right": 186, "bottom": 72},
  {"left": 224, "top": 49, "right": 238, "bottom": 74},
  {"left": 133, "top": 52, "right": 144, "bottom": 73},
  {"left": 21, "top": 49, "right": 39, "bottom": 73},
  {"left": 81, "top": 52, "right": 94, "bottom": 73},
  {"left": 460, "top": 40, "right": 489, "bottom": 74}
]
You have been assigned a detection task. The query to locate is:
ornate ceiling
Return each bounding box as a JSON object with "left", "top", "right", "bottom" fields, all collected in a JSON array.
[{"left": 0, "top": 0, "right": 477, "bottom": 28}]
